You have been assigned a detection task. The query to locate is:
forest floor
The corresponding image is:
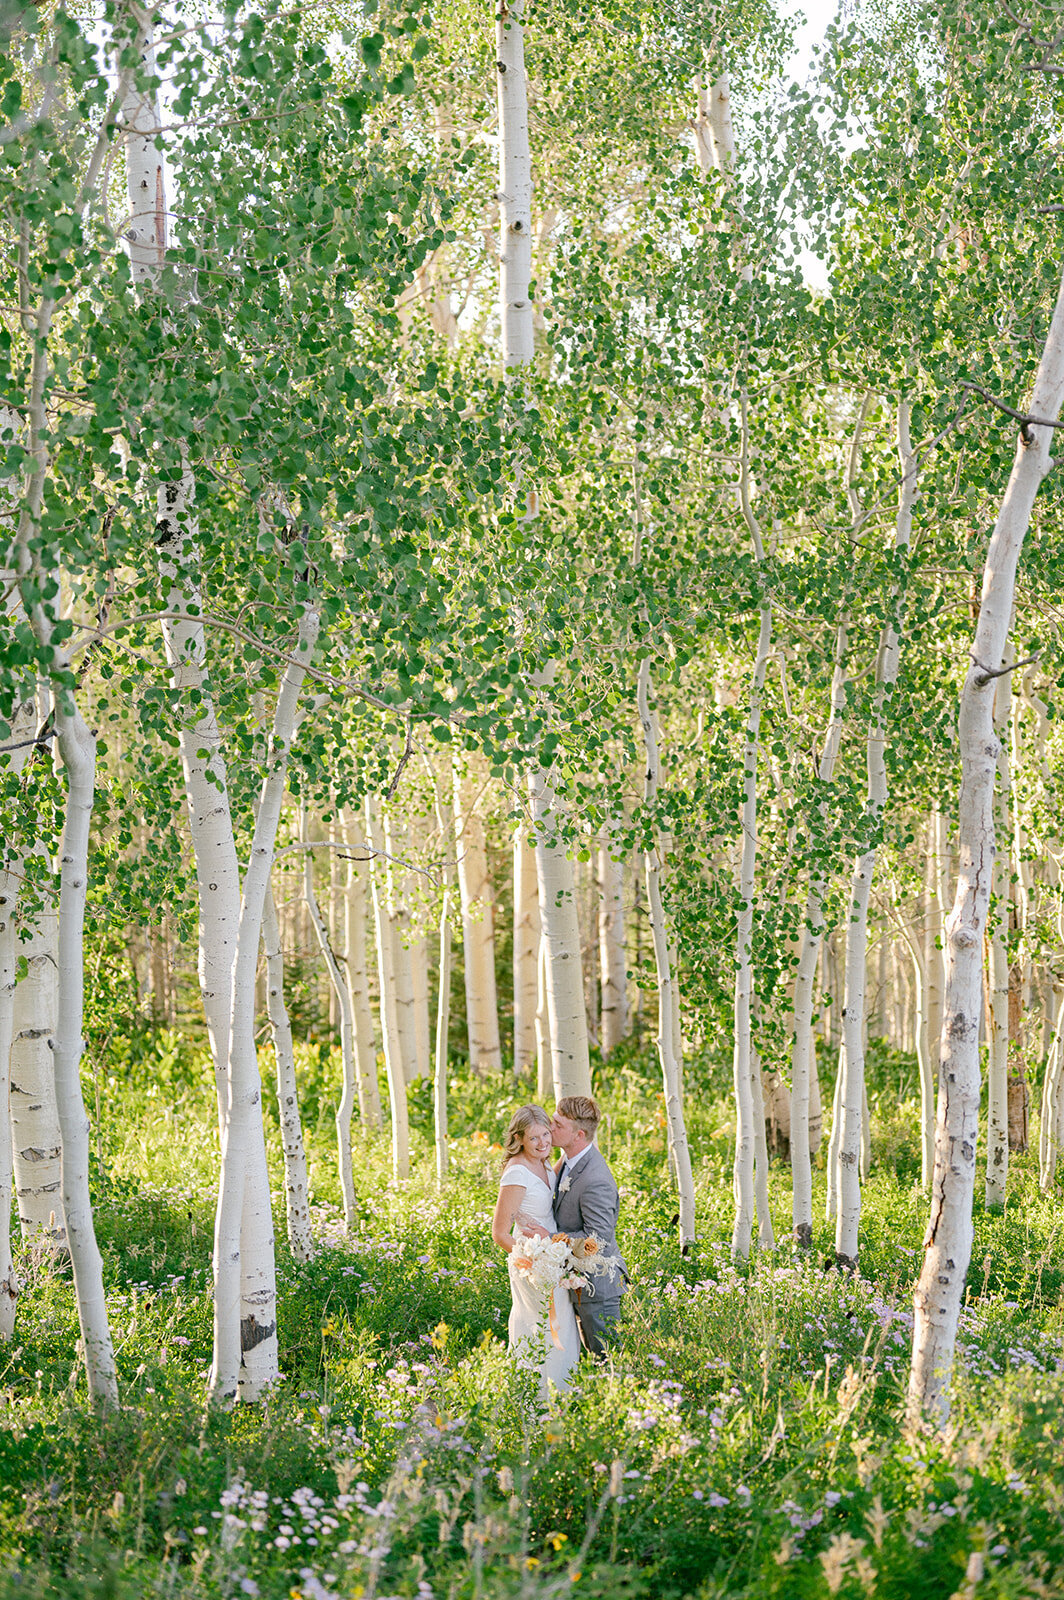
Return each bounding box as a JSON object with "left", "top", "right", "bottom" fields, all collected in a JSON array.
[{"left": 2, "top": 1033, "right": 1063, "bottom": 1599}]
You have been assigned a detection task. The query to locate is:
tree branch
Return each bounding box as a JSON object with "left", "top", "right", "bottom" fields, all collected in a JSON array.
[
  {"left": 959, "top": 379, "right": 1064, "bottom": 441},
  {"left": 972, "top": 652, "right": 1041, "bottom": 687}
]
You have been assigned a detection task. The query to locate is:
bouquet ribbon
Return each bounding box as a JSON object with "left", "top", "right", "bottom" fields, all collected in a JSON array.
[{"left": 548, "top": 1289, "right": 562, "bottom": 1349}]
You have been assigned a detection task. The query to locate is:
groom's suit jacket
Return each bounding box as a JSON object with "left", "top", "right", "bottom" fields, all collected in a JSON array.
[{"left": 554, "top": 1144, "right": 627, "bottom": 1297}]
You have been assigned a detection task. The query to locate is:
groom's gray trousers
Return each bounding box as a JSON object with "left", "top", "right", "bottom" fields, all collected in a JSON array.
[{"left": 572, "top": 1282, "right": 624, "bottom": 1358}]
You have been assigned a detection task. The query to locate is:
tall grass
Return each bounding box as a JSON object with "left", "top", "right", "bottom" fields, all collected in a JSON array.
[{"left": 0, "top": 1035, "right": 1062, "bottom": 1597}]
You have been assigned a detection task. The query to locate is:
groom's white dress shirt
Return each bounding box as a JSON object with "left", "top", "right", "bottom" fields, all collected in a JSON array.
[{"left": 558, "top": 1141, "right": 594, "bottom": 1189}]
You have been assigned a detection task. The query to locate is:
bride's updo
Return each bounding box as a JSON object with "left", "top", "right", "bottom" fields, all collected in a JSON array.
[{"left": 501, "top": 1105, "right": 550, "bottom": 1174}]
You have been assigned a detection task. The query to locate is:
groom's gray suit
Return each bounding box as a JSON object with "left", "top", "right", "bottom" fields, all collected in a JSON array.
[{"left": 553, "top": 1144, "right": 627, "bottom": 1357}]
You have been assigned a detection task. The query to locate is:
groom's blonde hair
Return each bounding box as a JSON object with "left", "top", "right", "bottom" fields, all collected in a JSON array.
[{"left": 556, "top": 1096, "right": 599, "bottom": 1140}]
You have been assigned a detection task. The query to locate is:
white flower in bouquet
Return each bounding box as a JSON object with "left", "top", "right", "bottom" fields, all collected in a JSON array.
[{"left": 511, "top": 1231, "right": 573, "bottom": 1294}]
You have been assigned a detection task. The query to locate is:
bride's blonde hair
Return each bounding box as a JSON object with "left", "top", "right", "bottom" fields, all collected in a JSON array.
[{"left": 501, "top": 1105, "right": 551, "bottom": 1175}]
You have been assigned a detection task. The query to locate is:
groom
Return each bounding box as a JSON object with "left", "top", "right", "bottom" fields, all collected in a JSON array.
[{"left": 551, "top": 1096, "right": 627, "bottom": 1357}]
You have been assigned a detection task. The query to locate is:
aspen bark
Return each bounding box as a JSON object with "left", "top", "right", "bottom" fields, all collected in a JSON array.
[
  {"left": 513, "top": 823, "right": 540, "bottom": 1075},
  {"left": 896, "top": 907, "right": 934, "bottom": 1189},
  {"left": 909, "top": 263, "right": 1064, "bottom": 1424},
  {"left": 496, "top": 0, "right": 590, "bottom": 1082},
  {"left": 598, "top": 828, "right": 629, "bottom": 1055},
  {"left": 431, "top": 772, "right": 455, "bottom": 1185},
  {"left": 411, "top": 929, "right": 431, "bottom": 1083},
  {"left": 210, "top": 604, "right": 319, "bottom": 1403},
  {"left": 12, "top": 261, "right": 123, "bottom": 1409},
  {"left": 453, "top": 770, "right": 502, "bottom": 1074},
  {"left": 923, "top": 809, "right": 949, "bottom": 1122},
  {"left": 529, "top": 768, "right": 593, "bottom": 1099},
  {"left": 10, "top": 860, "right": 64, "bottom": 1244},
  {"left": 834, "top": 396, "right": 915, "bottom": 1266},
  {"left": 302, "top": 822, "right": 357, "bottom": 1231},
  {"left": 789, "top": 606, "right": 850, "bottom": 1245},
  {"left": 825, "top": 1038, "right": 845, "bottom": 1225},
  {"left": 125, "top": 43, "right": 280, "bottom": 1363},
  {"left": 262, "top": 882, "right": 313, "bottom": 1262},
  {"left": 0, "top": 861, "right": 19, "bottom": 1336},
  {"left": 384, "top": 811, "right": 419, "bottom": 1083},
  {"left": 366, "top": 796, "right": 410, "bottom": 1181},
  {"left": 985, "top": 661, "right": 1012, "bottom": 1208},
  {"left": 638, "top": 660, "right": 696, "bottom": 1246},
  {"left": 341, "top": 811, "right": 381, "bottom": 1129},
  {"left": 47, "top": 708, "right": 118, "bottom": 1405},
  {"left": 1038, "top": 978, "right": 1064, "bottom": 1188},
  {"left": 699, "top": 73, "right": 771, "bottom": 1256},
  {"left": 535, "top": 935, "right": 551, "bottom": 1099},
  {"left": 732, "top": 598, "right": 773, "bottom": 1260},
  {"left": 496, "top": 0, "right": 534, "bottom": 372}
]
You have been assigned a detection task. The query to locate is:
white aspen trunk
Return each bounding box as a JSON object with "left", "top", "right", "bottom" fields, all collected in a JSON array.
[
  {"left": 732, "top": 600, "right": 773, "bottom": 1260},
  {"left": 5, "top": 41, "right": 145, "bottom": 1403},
  {"left": 1038, "top": 978, "right": 1064, "bottom": 1188},
  {"left": 751, "top": 1040, "right": 774, "bottom": 1249},
  {"left": 836, "top": 883, "right": 872, "bottom": 1266},
  {"left": 301, "top": 818, "right": 357, "bottom": 1231},
  {"left": 125, "top": 31, "right": 240, "bottom": 1116},
  {"left": 1, "top": 521, "right": 63, "bottom": 1252},
  {"left": 598, "top": 829, "right": 629, "bottom": 1055},
  {"left": 12, "top": 384, "right": 118, "bottom": 1402},
  {"left": 924, "top": 811, "right": 948, "bottom": 1114},
  {"left": 384, "top": 812, "right": 419, "bottom": 1083},
  {"left": 453, "top": 769, "right": 502, "bottom": 1074},
  {"left": 328, "top": 837, "right": 342, "bottom": 1033},
  {"left": 126, "top": 44, "right": 279, "bottom": 1358},
  {"left": 0, "top": 862, "right": 20, "bottom": 1336},
  {"left": 48, "top": 709, "right": 118, "bottom": 1405},
  {"left": 10, "top": 858, "right": 64, "bottom": 1244},
  {"left": 262, "top": 882, "right": 313, "bottom": 1263},
  {"left": 341, "top": 811, "right": 381, "bottom": 1129},
  {"left": 430, "top": 775, "right": 455, "bottom": 1185},
  {"left": 512, "top": 822, "right": 540, "bottom": 1075},
  {"left": 535, "top": 935, "right": 551, "bottom": 1099},
  {"left": 701, "top": 76, "right": 771, "bottom": 1257},
  {"left": 825, "top": 1039, "right": 845, "bottom": 1225},
  {"left": 529, "top": 768, "right": 593, "bottom": 1099},
  {"left": 790, "top": 895, "right": 822, "bottom": 1249},
  {"left": 210, "top": 606, "right": 318, "bottom": 1404},
  {"left": 496, "top": 0, "right": 589, "bottom": 1084},
  {"left": 637, "top": 661, "right": 696, "bottom": 1246},
  {"left": 834, "top": 396, "right": 915, "bottom": 1266},
  {"left": 411, "top": 929, "right": 431, "bottom": 1083},
  {"left": 582, "top": 852, "right": 599, "bottom": 1048},
  {"left": 909, "top": 264, "right": 1064, "bottom": 1424},
  {"left": 496, "top": 0, "right": 534, "bottom": 372},
  {"left": 789, "top": 602, "right": 850, "bottom": 1245},
  {"left": 985, "top": 663, "right": 1012, "bottom": 1208},
  {"left": 365, "top": 797, "right": 410, "bottom": 1181},
  {"left": 896, "top": 910, "right": 934, "bottom": 1189}
]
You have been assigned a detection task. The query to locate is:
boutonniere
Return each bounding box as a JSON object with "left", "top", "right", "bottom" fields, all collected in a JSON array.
[{"left": 559, "top": 1175, "right": 571, "bottom": 1195}]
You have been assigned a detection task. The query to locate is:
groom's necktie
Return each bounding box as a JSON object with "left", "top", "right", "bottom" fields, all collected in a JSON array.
[{"left": 558, "top": 1159, "right": 570, "bottom": 1195}]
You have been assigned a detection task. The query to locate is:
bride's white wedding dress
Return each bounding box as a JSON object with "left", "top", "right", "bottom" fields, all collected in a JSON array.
[{"left": 500, "top": 1163, "right": 580, "bottom": 1396}]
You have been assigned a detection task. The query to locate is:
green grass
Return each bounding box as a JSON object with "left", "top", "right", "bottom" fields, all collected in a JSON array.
[{"left": 1, "top": 1033, "right": 1063, "bottom": 1598}]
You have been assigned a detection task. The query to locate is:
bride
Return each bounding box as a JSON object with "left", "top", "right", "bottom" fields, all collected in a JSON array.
[{"left": 491, "top": 1105, "right": 580, "bottom": 1397}]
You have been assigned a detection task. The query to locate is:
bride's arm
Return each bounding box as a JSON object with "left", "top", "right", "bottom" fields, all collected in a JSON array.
[{"left": 491, "top": 1185, "right": 525, "bottom": 1254}]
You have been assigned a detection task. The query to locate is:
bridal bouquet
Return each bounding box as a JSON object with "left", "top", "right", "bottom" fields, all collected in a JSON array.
[
  {"left": 553, "top": 1231, "right": 620, "bottom": 1295},
  {"left": 510, "top": 1231, "right": 576, "bottom": 1294},
  {"left": 511, "top": 1230, "right": 618, "bottom": 1295}
]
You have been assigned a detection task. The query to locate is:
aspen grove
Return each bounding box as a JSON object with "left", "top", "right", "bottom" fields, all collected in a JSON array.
[{"left": 3, "top": 0, "right": 1064, "bottom": 1595}]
